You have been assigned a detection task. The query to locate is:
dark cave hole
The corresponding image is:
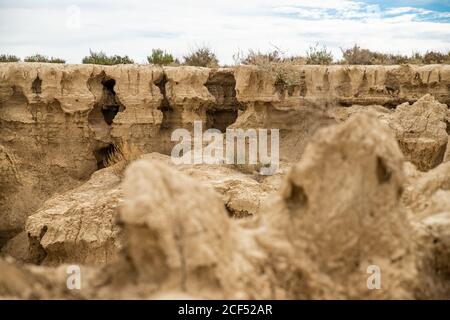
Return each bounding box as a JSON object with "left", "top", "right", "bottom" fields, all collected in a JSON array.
[
  {"left": 102, "top": 105, "right": 120, "bottom": 125},
  {"left": 286, "top": 184, "right": 308, "bottom": 211},
  {"left": 154, "top": 74, "right": 173, "bottom": 129},
  {"left": 94, "top": 144, "right": 115, "bottom": 169},
  {"left": 376, "top": 156, "right": 392, "bottom": 184},
  {"left": 206, "top": 109, "right": 238, "bottom": 133},
  {"left": 32, "top": 76, "right": 42, "bottom": 94},
  {"left": 103, "top": 78, "right": 115, "bottom": 92},
  {"left": 27, "top": 225, "right": 48, "bottom": 264},
  {"left": 154, "top": 74, "right": 168, "bottom": 107},
  {"left": 100, "top": 78, "right": 124, "bottom": 125},
  {"left": 205, "top": 71, "right": 241, "bottom": 133}
]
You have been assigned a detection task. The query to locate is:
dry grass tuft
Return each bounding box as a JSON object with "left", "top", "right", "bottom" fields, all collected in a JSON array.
[
  {"left": 104, "top": 141, "right": 142, "bottom": 177},
  {"left": 233, "top": 48, "right": 306, "bottom": 90},
  {"left": 183, "top": 46, "right": 219, "bottom": 68}
]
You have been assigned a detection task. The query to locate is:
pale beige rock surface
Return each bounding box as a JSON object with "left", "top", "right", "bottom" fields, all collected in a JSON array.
[
  {"left": 24, "top": 168, "right": 122, "bottom": 266},
  {"left": 0, "top": 256, "right": 82, "bottom": 299},
  {"left": 257, "top": 113, "right": 417, "bottom": 299},
  {"left": 17, "top": 152, "right": 281, "bottom": 267},
  {"left": 388, "top": 94, "right": 450, "bottom": 171},
  {"left": 1, "top": 63, "right": 450, "bottom": 299}
]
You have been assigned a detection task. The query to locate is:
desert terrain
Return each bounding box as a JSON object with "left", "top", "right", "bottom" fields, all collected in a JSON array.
[{"left": 0, "top": 62, "right": 450, "bottom": 299}]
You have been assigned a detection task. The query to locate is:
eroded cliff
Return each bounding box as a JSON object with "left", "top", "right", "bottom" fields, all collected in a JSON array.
[{"left": 1, "top": 63, "right": 450, "bottom": 299}]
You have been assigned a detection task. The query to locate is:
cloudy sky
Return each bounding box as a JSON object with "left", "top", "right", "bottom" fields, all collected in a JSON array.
[{"left": 0, "top": 0, "right": 449, "bottom": 64}]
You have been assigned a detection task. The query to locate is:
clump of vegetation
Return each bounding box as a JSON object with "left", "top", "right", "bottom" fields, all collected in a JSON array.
[
  {"left": 82, "top": 50, "right": 134, "bottom": 65},
  {"left": 147, "top": 48, "right": 178, "bottom": 65},
  {"left": 340, "top": 44, "right": 450, "bottom": 65},
  {"left": 104, "top": 141, "right": 141, "bottom": 177},
  {"left": 233, "top": 48, "right": 305, "bottom": 90},
  {"left": 0, "top": 54, "right": 21, "bottom": 62},
  {"left": 183, "top": 46, "right": 219, "bottom": 67},
  {"left": 340, "top": 45, "right": 373, "bottom": 65},
  {"left": 233, "top": 49, "right": 283, "bottom": 65},
  {"left": 233, "top": 48, "right": 306, "bottom": 66},
  {"left": 340, "top": 45, "right": 409, "bottom": 65},
  {"left": 305, "top": 43, "right": 333, "bottom": 65},
  {"left": 24, "top": 54, "right": 65, "bottom": 63},
  {"left": 422, "top": 51, "right": 450, "bottom": 64}
]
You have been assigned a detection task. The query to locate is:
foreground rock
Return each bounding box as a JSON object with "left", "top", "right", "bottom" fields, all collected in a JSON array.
[
  {"left": 0, "top": 257, "right": 82, "bottom": 299},
  {"left": 109, "top": 159, "right": 243, "bottom": 298},
  {"left": 402, "top": 161, "right": 450, "bottom": 217},
  {"left": 415, "top": 212, "right": 450, "bottom": 299},
  {"left": 6, "top": 113, "right": 447, "bottom": 299},
  {"left": 258, "top": 113, "right": 417, "bottom": 299},
  {"left": 331, "top": 94, "right": 450, "bottom": 172},
  {"left": 2, "top": 63, "right": 450, "bottom": 244},
  {"left": 2, "top": 63, "right": 450, "bottom": 299},
  {"left": 24, "top": 169, "right": 122, "bottom": 266},
  {"left": 16, "top": 153, "right": 281, "bottom": 267},
  {"left": 389, "top": 94, "right": 449, "bottom": 171},
  {"left": 402, "top": 161, "right": 450, "bottom": 298},
  {"left": 154, "top": 156, "right": 283, "bottom": 218}
]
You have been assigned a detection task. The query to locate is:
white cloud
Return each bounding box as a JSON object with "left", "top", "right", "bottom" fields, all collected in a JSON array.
[
  {"left": 0, "top": 0, "right": 449, "bottom": 64},
  {"left": 386, "top": 7, "right": 417, "bottom": 15}
]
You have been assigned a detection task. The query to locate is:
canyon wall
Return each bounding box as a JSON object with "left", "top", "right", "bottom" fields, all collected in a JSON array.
[{"left": 1, "top": 62, "right": 450, "bottom": 246}]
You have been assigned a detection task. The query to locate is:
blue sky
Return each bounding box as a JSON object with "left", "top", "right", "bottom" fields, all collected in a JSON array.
[
  {"left": 365, "top": 0, "right": 450, "bottom": 12},
  {"left": 0, "top": 0, "right": 449, "bottom": 64}
]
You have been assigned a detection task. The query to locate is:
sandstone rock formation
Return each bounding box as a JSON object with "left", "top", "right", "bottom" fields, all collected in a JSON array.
[
  {"left": 113, "top": 159, "right": 241, "bottom": 299},
  {"left": 402, "top": 161, "right": 450, "bottom": 299},
  {"left": 0, "top": 256, "right": 81, "bottom": 299},
  {"left": 25, "top": 168, "right": 122, "bottom": 266},
  {"left": 18, "top": 152, "right": 281, "bottom": 267},
  {"left": 1, "top": 112, "right": 444, "bottom": 299},
  {"left": 416, "top": 212, "right": 450, "bottom": 298},
  {"left": 388, "top": 94, "right": 450, "bottom": 171},
  {"left": 331, "top": 95, "right": 450, "bottom": 172},
  {"left": 1, "top": 63, "right": 450, "bottom": 300},
  {"left": 403, "top": 161, "right": 450, "bottom": 217},
  {"left": 258, "top": 113, "right": 417, "bottom": 299}
]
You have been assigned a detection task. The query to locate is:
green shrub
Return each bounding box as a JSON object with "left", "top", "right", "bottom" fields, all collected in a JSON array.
[
  {"left": 233, "top": 49, "right": 304, "bottom": 89},
  {"left": 341, "top": 44, "right": 450, "bottom": 65},
  {"left": 24, "top": 54, "right": 65, "bottom": 63},
  {"left": 408, "top": 52, "right": 425, "bottom": 64},
  {"left": 233, "top": 49, "right": 306, "bottom": 66},
  {"left": 147, "top": 49, "right": 177, "bottom": 65},
  {"left": 306, "top": 44, "right": 333, "bottom": 65},
  {"left": 233, "top": 49, "right": 283, "bottom": 65},
  {"left": 341, "top": 45, "right": 373, "bottom": 65},
  {"left": 341, "top": 45, "right": 409, "bottom": 65},
  {"left": 183, "top": 46, "right": 219, "bottom": 67},
  {"left": 0, "top": 54, "right": 21, "bottom": 62},
  {"left": 82, "top": 50, "right": 134, "bottom": 65},
  {"left": 422, "top": 51, "right": 450, "bottom": 64}
]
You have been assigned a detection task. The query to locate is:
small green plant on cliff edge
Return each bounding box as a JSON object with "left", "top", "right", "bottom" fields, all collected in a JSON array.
[
  {"left": 306, "top": 43, "right": 333, "bottom": 65},
  {"left": 234, "top": 48, "right": 303, "bottom": 90},
  {"left": 183, "top": 46, "right": 219, "bottom": 67},
  {"left": 340, "top": 44, "right": 450, "bottom": 65},
  {"left": 82, "top": 50, "right": 134, "bottom": 65},
  {"left": 147, "top": 48, "right": 178, "bottom": 65},
  {"left": 24, "top": 54, "right": 65, "bottom": 63},
  {"left": 0, "top": 54, "right": 21, "bottom": 62}
]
